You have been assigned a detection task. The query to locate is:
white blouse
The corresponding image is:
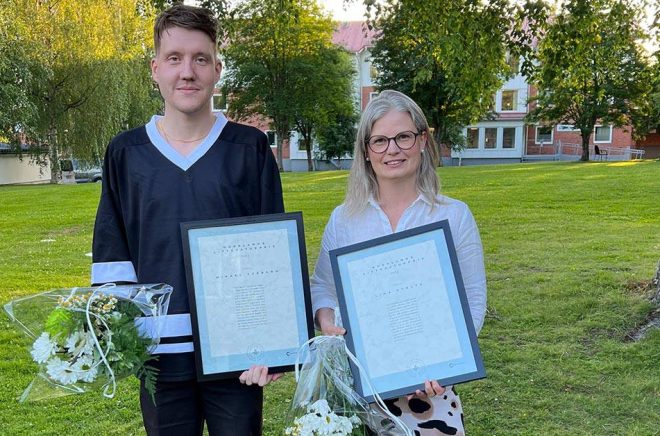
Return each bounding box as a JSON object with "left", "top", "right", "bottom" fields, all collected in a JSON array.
[{"left": 310, "top": 194, "right": 487, "bottom": 334}]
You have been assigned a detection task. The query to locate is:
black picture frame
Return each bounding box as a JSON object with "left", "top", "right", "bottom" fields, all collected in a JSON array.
[
  {"left": 330, "top": 220, "right": 485, "bottom": 402},
  {"left": 181, "top": 212, "right": 314, "bottom": 381}
]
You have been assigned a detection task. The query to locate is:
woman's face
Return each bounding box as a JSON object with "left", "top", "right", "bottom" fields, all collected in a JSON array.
[{"left": 366, "top": 110, "right": 426, "bottom": 186}]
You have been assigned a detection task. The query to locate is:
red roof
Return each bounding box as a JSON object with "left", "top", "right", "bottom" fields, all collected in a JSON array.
[{"left": 332, "top": 21, "right": 376, "bottom": 53}]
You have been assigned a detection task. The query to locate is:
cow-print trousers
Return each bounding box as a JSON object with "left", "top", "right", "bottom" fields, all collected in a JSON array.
[{"left": 380, "top": 386, "right": 465, "bottom": 435}]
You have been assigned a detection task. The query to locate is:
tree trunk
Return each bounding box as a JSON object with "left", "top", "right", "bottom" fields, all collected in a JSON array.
[
  {"left": 580, "top": 131, "right": 590, "bottom": 162},
  {"left": 303, "top": 126, "right": 313, "bottom": 172},
  {"left": 433, "top": 127, "right": 444, "bottom": 167},
  {"left": 275, "top": 127, "right": 286, "bottom": 171},
  {"left": 305, "top": 138, "right": 313, "bottom": 171},
  {"left": 48, "top": 124, "right": 60, "bottom": 184}
]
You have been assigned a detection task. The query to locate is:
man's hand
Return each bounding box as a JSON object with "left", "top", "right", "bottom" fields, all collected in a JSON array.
[{"left": 238, "top": 365, "right": 283, "bottom": 387}]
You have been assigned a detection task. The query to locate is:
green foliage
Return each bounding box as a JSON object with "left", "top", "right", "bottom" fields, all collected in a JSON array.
[
  {"left": 367, "top": 0, "right": 531, "bottom": 151},
  {"left": 44, "top": 308, "right": 76, "bottom": 341},
  {"left": 291, "top": 46, "right": 357, "bottom": 171},
  {"left": 0, "top": 7, "right": 39, "bottom": 146},
  {"left": 96, "top": 298, "right": 158, "bottom": 401},
  {"left": 0, "top": 0, "right": 161, "bottom": 180},
  {"left": 527, "top": 0, "right": 655, "bottom": 161},
  {"left": 104, "top": 301, "right": 153, "bottom": 376},
  {"left": 137, "top": 364, "right": 159, "bottom": 404},
  {"left": 647, "top": 55, "right": 660, "bottom": 132},
  {"left": 315, "top": 113, "right": 358, "bottom": 164},
  {"left": 222, "top": 0, "right": 350, "bottom": 170},
  {"left": 103, "top": 300, "right": 159, "bottom": 402}
]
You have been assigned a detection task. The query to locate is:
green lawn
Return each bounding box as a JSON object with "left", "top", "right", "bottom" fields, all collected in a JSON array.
[{"left": 1, "top": 161, "right": 659, "bottom": 435}]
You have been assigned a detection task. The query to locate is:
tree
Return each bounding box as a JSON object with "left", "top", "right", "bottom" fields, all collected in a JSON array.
[
  {"left": 366, "top": 0, "right": 531, "bottom": 152},
  {"left": 221, "top": 0, "right": 344, "bottom": 170},
  {"left": 290, "top": 46, "right": 357, "bottom": 171},
  {"left": 3, "top": 0, "right": 161, "bottom": 182},
  {"left": 315, "top": 112, "right": 358, "bottom": 166},
  {"left": 527, "top": 0, "right": 655, "bottom": 161},
  {"left": 0, "top": 6, "right": 39, "bottom": 148}
]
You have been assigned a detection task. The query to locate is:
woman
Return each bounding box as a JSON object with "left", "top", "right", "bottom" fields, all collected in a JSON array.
[{"left": 310, "top": 90, "right": 487, "bottom": 435}]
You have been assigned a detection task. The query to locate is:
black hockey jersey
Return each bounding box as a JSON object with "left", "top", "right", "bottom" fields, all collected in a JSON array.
[{"left": 92, "top": 114, "right": 284, "bottom": 380}]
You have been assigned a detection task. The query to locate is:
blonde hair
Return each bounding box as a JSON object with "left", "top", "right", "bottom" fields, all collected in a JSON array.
[{"left": 345, "top": 90, "right": 440, "bottom": 215}]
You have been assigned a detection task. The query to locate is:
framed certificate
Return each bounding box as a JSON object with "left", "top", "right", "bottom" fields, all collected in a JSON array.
[
  {"left": 181, "top": 212, "right": 314, "bottom": 380},
  {"left": 330, "top": 220, "right": 485, "bottom": 402}
]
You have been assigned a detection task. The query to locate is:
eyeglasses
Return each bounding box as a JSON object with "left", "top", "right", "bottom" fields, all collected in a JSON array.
[{"left": 365, "top": 130, "right": 421, "bottom": 154}]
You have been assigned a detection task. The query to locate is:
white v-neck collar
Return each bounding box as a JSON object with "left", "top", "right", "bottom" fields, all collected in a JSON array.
[{"left": 145, "top": 113, "right": 228, "bottom": 171}]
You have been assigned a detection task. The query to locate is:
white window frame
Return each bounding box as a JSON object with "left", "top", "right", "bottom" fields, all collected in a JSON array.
[
  {"left": 502, "top": 127, "right": 516, "bottom": 149},
  {"left": 212, "top": 93, "right": 227, "bottom": 112},
  {"left": 369, "top": 91, "right": 379, "bottom": 101},
  {"left": 557, "top": 124, "right": 580, "bottom": 132},
  {"left": 466, "top": 127, "right": 480, "bottom": 149},
  {"left": 500, "top": 90, "right": 518, "bottom": 112},
  {"left": 593, "top": 125, "right": 612, "bottom": 143},
  {"left": 535, "top": 125, "right": 554, "bottom": 145},
  {"left": 484, "top": 127, "right": 498, "bottom": 149},
  {"left": 265, "top": 130, "right": 277, "bottom": 148}
]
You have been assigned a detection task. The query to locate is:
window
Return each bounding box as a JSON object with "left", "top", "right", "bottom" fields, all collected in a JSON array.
[
  {"left": 369, "top": 92, "right": 379, "bottom": 101},
  {"left": 594, "top": 125, "right": 612, "bottom": 143},
  {"left": 535, "top": 125, "right": 553, "bottom": 144},
  {"left": 557, "top": 124, "right": 579, "bottom": 132},
  {"left": 212, "top": 93, "right": 227, "bottom": 112},
  {"left": 484, "top": 128, "right": 497, "bottom": 149},
  {"left": 501, "top": 90, "right": 518, "bottom": 111},
  {"left": 265, "top": 131, "right": 277, "bottom": 147},
  {"left": 467, "top": 128, "right": 479, "bottom": 149},
  {"left": 502, "top": 127, "right": 516, "bottom": 148},
  {"left": 297, "top": 134, "right": 308, "bottom": 151}
]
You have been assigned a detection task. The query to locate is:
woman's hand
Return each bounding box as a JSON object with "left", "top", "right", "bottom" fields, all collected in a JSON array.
[
  {"left": 407, "top": 380, "right": 446, "bottom": 400},
  {"left": 316, "top": 308, "right": 346, "bottom": 336},
  {"left": 238, "top": 365, "right": 283, "bottom": 387}
]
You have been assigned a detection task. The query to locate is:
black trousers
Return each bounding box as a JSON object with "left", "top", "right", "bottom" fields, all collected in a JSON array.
[{"left": 140, "top": 378, "right": 263, "bottom": 436}]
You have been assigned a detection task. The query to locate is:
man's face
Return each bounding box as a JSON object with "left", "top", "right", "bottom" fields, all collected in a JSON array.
[{"left": 151, "top": 27, "right": 221, "bottom": 117}]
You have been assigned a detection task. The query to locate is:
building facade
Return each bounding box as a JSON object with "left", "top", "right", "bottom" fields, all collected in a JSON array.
[{"left": 454, "top": 59, "right": 639, "bottom": 165}]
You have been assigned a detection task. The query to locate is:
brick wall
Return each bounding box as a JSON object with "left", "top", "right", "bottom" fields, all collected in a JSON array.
[
  {"left": 526, "top": 125, "right": 633, "bottom": 155},
  {"left": 636, "top": 132, "right": 660, "bottom": 158},
  {"left": 361, "top": 86, "right": 376, "bottom": 111}
]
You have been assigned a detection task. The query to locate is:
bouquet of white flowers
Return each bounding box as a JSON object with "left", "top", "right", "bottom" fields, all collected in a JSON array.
[
  {"left": 285, "top": 399, "right": 362, "bottom": 435},
  {"left": 4, "top": 283, "right": 172, "bottom": 402},
  {"left": 287, "top": 335, "right": 411, "bottom": 436}
]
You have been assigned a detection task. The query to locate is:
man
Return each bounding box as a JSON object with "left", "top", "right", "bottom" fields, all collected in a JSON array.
[{"left": 91, "top": 5, "right": 282, "bottom": 434}]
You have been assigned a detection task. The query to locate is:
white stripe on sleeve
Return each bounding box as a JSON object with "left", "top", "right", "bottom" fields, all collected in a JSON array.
[{"left": 91, "top": 261, "right": 138, "bottom": 284}]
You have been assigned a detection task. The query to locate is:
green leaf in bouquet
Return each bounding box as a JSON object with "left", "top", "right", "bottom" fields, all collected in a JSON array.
[
  {"left": 137, "top": 363, "right": 159, "bottom": 404},
  {"left": 44, "top": 308, "right": 76, "bottom": 341}
]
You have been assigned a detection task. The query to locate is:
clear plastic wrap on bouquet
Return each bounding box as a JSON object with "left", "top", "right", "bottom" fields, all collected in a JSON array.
[
  {"left": 287, "top": 335, "right": 412, "bottom": 436},
  {"left": 3, "top": 283, "right": 172, "bottom": 402}
]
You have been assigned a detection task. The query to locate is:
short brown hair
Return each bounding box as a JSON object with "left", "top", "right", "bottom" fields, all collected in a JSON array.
[{"left": 153, "top": 4, "right": 218, "bottom": 53}]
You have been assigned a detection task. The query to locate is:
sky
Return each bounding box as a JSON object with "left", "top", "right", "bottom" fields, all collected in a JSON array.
[{"left": 317, "top": 0, "right": 367, "bottom": 21}]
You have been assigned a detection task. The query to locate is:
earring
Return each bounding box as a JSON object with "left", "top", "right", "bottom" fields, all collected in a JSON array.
[
  {"left": 421, "top": 148, "right": 425, "bottom": 153},
  {"left": 366, "top": 157, "right": 370, "bottom": 161}
]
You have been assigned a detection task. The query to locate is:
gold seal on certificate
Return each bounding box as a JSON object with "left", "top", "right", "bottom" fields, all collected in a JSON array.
[{"left": 181, "top": 212, "right": 314, "bottom": 380}]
